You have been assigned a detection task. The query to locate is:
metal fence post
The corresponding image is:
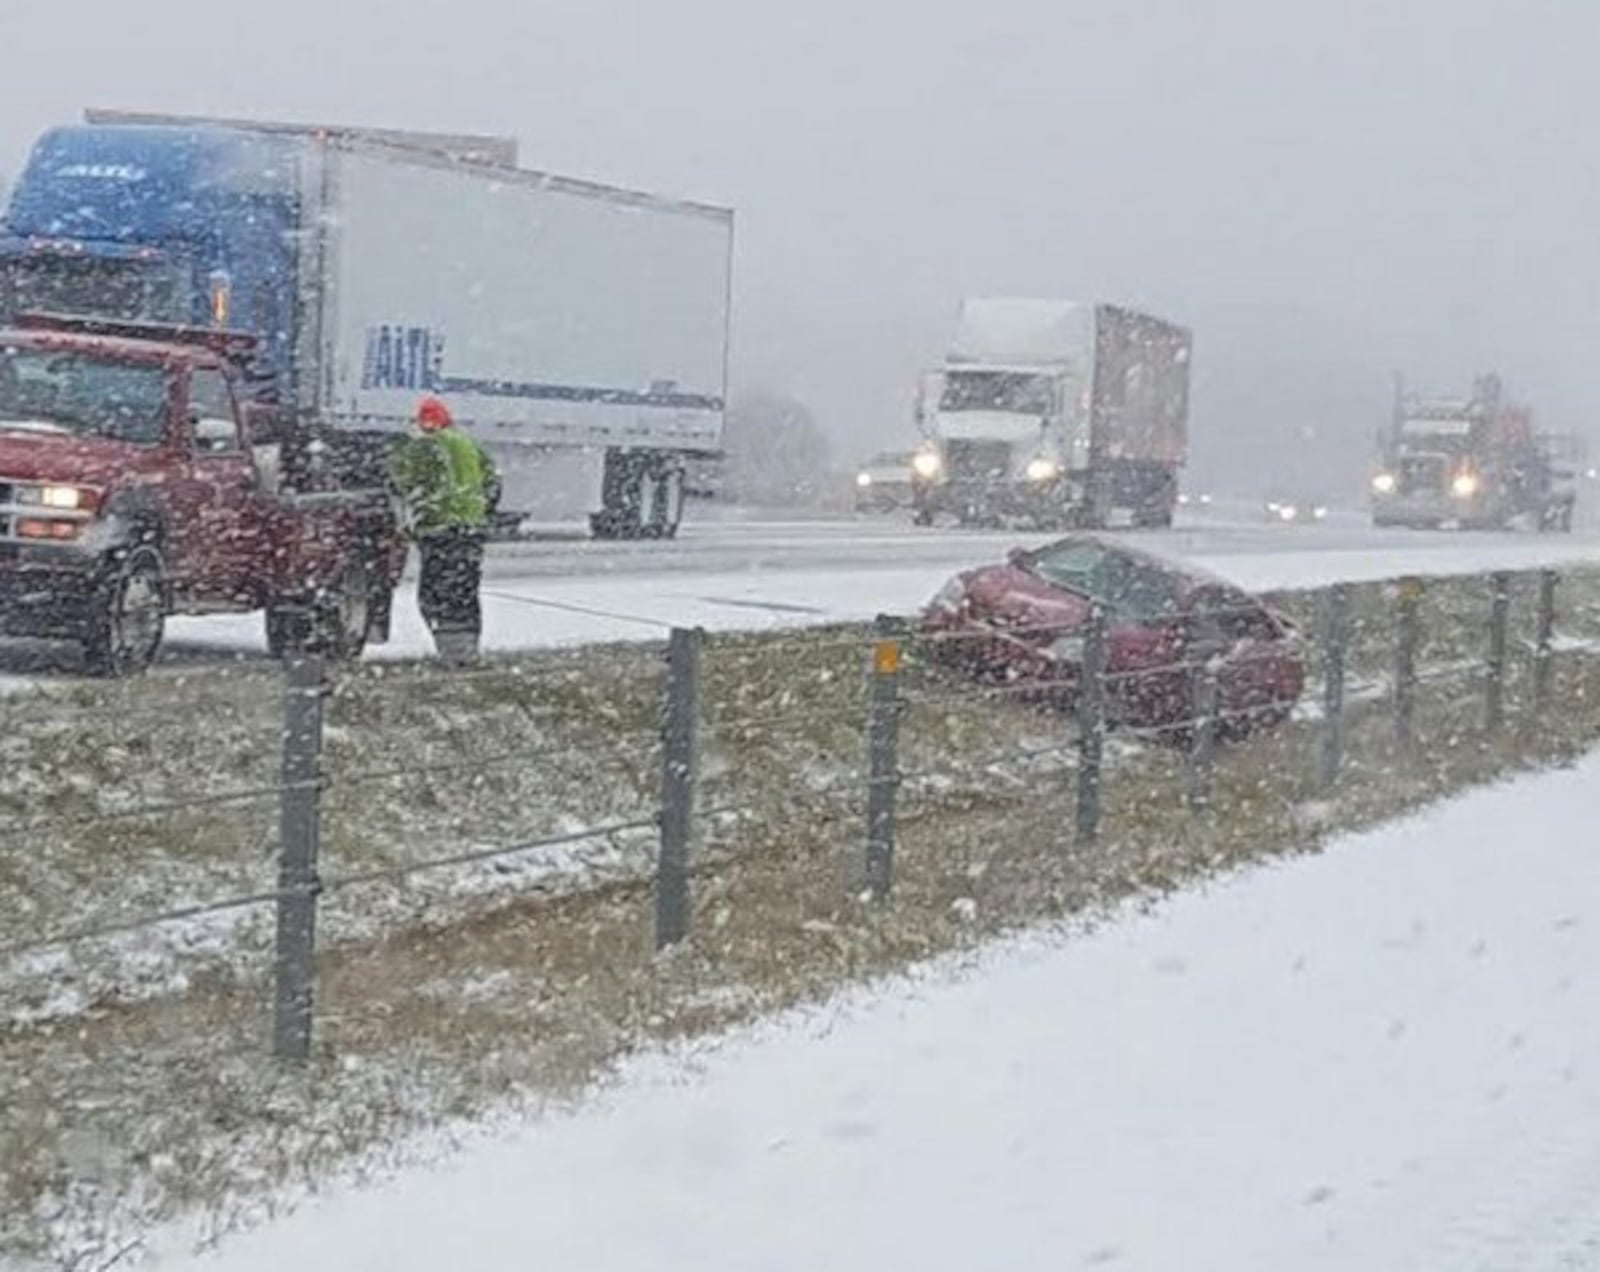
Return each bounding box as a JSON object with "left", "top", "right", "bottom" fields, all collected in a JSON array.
[
  {"left": 1534, "top": 569, "right": 1558, "bottom": 709},
  {"left": 1318, "top": 584, "right": 1350, "bottom": 789},
  {"left": 864, "top": 615, "right": 904, "bottom": 902},
  {"left": 1188, "top": 653, "right": 1219, "bottom": 815},
  {"left": 1486, "top": 571, "right": 1512, "bottom": 732},
  {"left": 656, "top": 626, "right": 702, "bottom": 949},
  {"left": 1394, "top": 577, "right": 1422, "bottom": 752},
  {"left": 1074, "top": 607, "right": 1108, "bottom": 847},
  {"left": 274, "top": 654, "right": 326, "bottom": 1063}
]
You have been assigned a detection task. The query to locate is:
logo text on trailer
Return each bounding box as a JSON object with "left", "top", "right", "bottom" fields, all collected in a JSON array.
[
  {"left": 361, "top": 326, "right": 445, "bottom": 391},
  {"left": 56, "top": 163, "right": 147, "bottom": 181}
]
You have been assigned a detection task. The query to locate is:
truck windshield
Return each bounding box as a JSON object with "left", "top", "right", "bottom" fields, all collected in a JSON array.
[
  {"left": 940, "top": 371, "right": 1056, "bottom": 415},
  {"left": 0, "top": 257, "right": 185, "bottom": 325},
  {"left": 0, "top": 346, "right": 169, "bottom": 446}
]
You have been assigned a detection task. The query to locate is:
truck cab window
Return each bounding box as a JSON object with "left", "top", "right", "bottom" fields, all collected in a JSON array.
[
  {"left": 188, "top": 369, "right": 241, "bottom": 454},
  {"left": 0, "top": 347, "right": 168, "bottom": 446}
]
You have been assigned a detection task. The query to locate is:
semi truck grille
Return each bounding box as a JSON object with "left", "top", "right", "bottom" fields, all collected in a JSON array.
[
  {"left": 1398, "top": 455, "right": 1448, "bottom": 494},
  {"left": 945, "top": 439, "right": 1012, "bottom": 482}
]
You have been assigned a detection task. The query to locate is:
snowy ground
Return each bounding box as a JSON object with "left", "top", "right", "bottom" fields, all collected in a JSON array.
[{"left": 151, "top": 753, "right": 1600, "bottom": 1272}]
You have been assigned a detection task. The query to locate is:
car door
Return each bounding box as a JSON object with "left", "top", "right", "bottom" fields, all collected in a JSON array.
[{"left": 176, "top": 367, "right": 270, "bottom": 605}]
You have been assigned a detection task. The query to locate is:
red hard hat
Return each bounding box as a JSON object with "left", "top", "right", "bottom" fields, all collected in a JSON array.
[{"left": 416, "top": 396, "right": 453, "bottom": 432}]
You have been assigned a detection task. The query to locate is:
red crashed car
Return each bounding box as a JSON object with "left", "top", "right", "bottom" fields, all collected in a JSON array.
[{"left": 921, "top": 534, "right": 1306, "bottom": 735}]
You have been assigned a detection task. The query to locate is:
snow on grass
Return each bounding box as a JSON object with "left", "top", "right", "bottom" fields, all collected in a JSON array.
[
  {"left": 148, "top": 749, "right": 1600, "bottom": 1272},
  {"left": 5, "top": 570, "right": 1600, "bottom": 1029}
]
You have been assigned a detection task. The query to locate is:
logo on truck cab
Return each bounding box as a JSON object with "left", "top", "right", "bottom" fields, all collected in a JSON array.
[{"left": 362, "top": 325, "right": 446, "bottom": 392}]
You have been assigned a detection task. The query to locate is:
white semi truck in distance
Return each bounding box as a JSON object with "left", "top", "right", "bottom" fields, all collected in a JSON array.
[{"left": 910, "top": 299, "right": 1191, "bottom": 530}]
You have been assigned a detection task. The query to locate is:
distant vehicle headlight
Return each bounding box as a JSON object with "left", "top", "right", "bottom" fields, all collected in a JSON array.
[
  {"left": 1178, "top": 493, "right": 1191, "bottom": 506},
  {"left": 1199, "top": 492, "right": 1213, "bottom": 506},
  {"left": 1025, "top": 457, "right": 1060, "bottom": 483},
  {"left": 1313, "top": 505, "right": 1328, "bottom": 520},
  {"left": 912, "top": 449, "right": 943, "bottom": 479},
  {"left": 1372, "top": 472, "right": 1397, "bottom": 494},
  {"left": 1278, "top": 504, "right": 1298, "bottom": 521},
  {"left": 1451, "top": 472, "right": 1481, "bottom": 498},
  {"left": 856, "top": 472, "right": 873, "bottom": 488}
]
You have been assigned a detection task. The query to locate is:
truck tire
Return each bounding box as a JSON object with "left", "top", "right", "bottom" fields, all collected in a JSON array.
[
  {"left": 594, "top": 451, "right": 685, "bottom": 541},
  {"left": 592, "top": 449, "right": 646, "bottom": 540},
  {"left": 264, "top": 607, "right": 307, "bottom": 660},
  {"left": 83, "top": 545, "right": 167, "bottom": 677},
  {"left": 267, "top": 559, "right": 372, "bottom": 662},
  {"left": 645, "top": 464, "right": 685, "bottom": 540}
]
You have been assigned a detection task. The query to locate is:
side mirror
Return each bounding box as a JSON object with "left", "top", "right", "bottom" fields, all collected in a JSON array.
[{"left": 193, "top": 416, "right": 239, "bottom": 453}]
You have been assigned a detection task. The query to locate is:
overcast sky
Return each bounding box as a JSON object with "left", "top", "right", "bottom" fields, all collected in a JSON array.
[{"left": 3, "top": 0, "right": 1597, "bottom": 491}]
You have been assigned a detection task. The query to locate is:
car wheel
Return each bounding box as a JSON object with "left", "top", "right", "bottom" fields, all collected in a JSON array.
[{"left": 84, "top": 545, "right": 167, "bottom": 677}]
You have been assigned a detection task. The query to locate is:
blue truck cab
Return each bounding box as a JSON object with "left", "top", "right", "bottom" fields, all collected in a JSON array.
[{"left": 0, "top": 124, "right": 301, "bottom": 401}]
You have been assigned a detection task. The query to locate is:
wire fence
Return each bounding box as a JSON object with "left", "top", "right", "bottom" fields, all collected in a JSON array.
[{"left": 0, "top": 564, "right": 1595, "bottom": 1061}]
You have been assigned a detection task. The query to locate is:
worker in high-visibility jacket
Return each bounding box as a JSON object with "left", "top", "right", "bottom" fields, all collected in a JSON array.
[{"left": 388, "top": 396, "right": 500, "bottom": 663}]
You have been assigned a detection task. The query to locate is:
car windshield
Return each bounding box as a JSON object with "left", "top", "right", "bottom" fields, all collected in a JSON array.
[
  {"left": 0, "top": 345, "right": 169, "bottom": 446},
  {"left": 940, "top": 371, "right": 1056, "bottom": 415},
  {"left": 1026, "top": 540, "right": 1184, "bottom": 619}
]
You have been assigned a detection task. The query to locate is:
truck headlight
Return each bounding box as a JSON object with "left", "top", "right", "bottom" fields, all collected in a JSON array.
[
  {"left": 1025, "top": 457, "right": 1060, "bottom": 483},
  {"left": 1313, "top": 505, "right": 1328, "bottom": 520},
  {"left": 856, "top": 472, "right": 873, "bottom": 488},
  {"left": 1278, "top": 504, "right": 1298, "bottom": 521},
  {"left": 19, "top": 484, "right": 98, "bottom": 511},
  {"left": 912, "top": 450, "right": 942, "bottom": 479},
  {"left": 1451, "top": 472, "right": 1480, "bottom": 498},
  {"left": 1372, "top": 472, "right": 1397, "bottom": 494}
]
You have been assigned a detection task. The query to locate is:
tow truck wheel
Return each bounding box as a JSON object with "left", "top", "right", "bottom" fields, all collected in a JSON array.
[
  {"left": 267, "top": 560, "right": 371, "bottom": 662},
  {"left": 84, "top": 545, "right": 166, "bottom": 677},
  {"left": 313, "top": 560, "right": 372, "bottom": 661}
]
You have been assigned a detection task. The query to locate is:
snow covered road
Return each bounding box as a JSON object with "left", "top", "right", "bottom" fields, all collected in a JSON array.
[
  {"left": 0, "top": 510, "right": 1597, "bottom": 680},
  {"left": 141, "top": 512, "right": 1600, "bottom": 659},
  {"left": 155, "top": 753, "right": 1600, "bottom": 1271}
]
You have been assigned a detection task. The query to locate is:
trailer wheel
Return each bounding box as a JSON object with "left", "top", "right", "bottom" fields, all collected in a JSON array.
[
  {"left": 646, "top": 465, "right": 685, "bottom": 540},
  {"left": 84, "top": 545, "right": 167, "bottom": 677}
]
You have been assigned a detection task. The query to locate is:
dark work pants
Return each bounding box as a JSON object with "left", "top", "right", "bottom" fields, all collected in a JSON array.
[{"left": 417, "top": 529, "right": 485, "bottom": 637}]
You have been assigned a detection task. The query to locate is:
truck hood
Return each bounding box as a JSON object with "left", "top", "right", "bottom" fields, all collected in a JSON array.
[
  {"left": 0, "top": 426, "right": 164, "bottom": 486},
  {"left": 934, "top": 412, "right": 1046, "bottom": 444}
]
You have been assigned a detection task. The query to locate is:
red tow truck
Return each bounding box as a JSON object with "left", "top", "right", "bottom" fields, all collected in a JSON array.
[{"left": 0, "top": 314, "right": 405, "bottom": 674}]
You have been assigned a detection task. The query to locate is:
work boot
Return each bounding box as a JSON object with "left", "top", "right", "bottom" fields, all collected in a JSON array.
[{"left": 434, "top": 630, "right": 480, "bottom": 667}]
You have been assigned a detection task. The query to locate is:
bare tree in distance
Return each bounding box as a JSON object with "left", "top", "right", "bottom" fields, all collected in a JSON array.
[{"left": 720, "top": 389, "right": 835, "bottom": 508}]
